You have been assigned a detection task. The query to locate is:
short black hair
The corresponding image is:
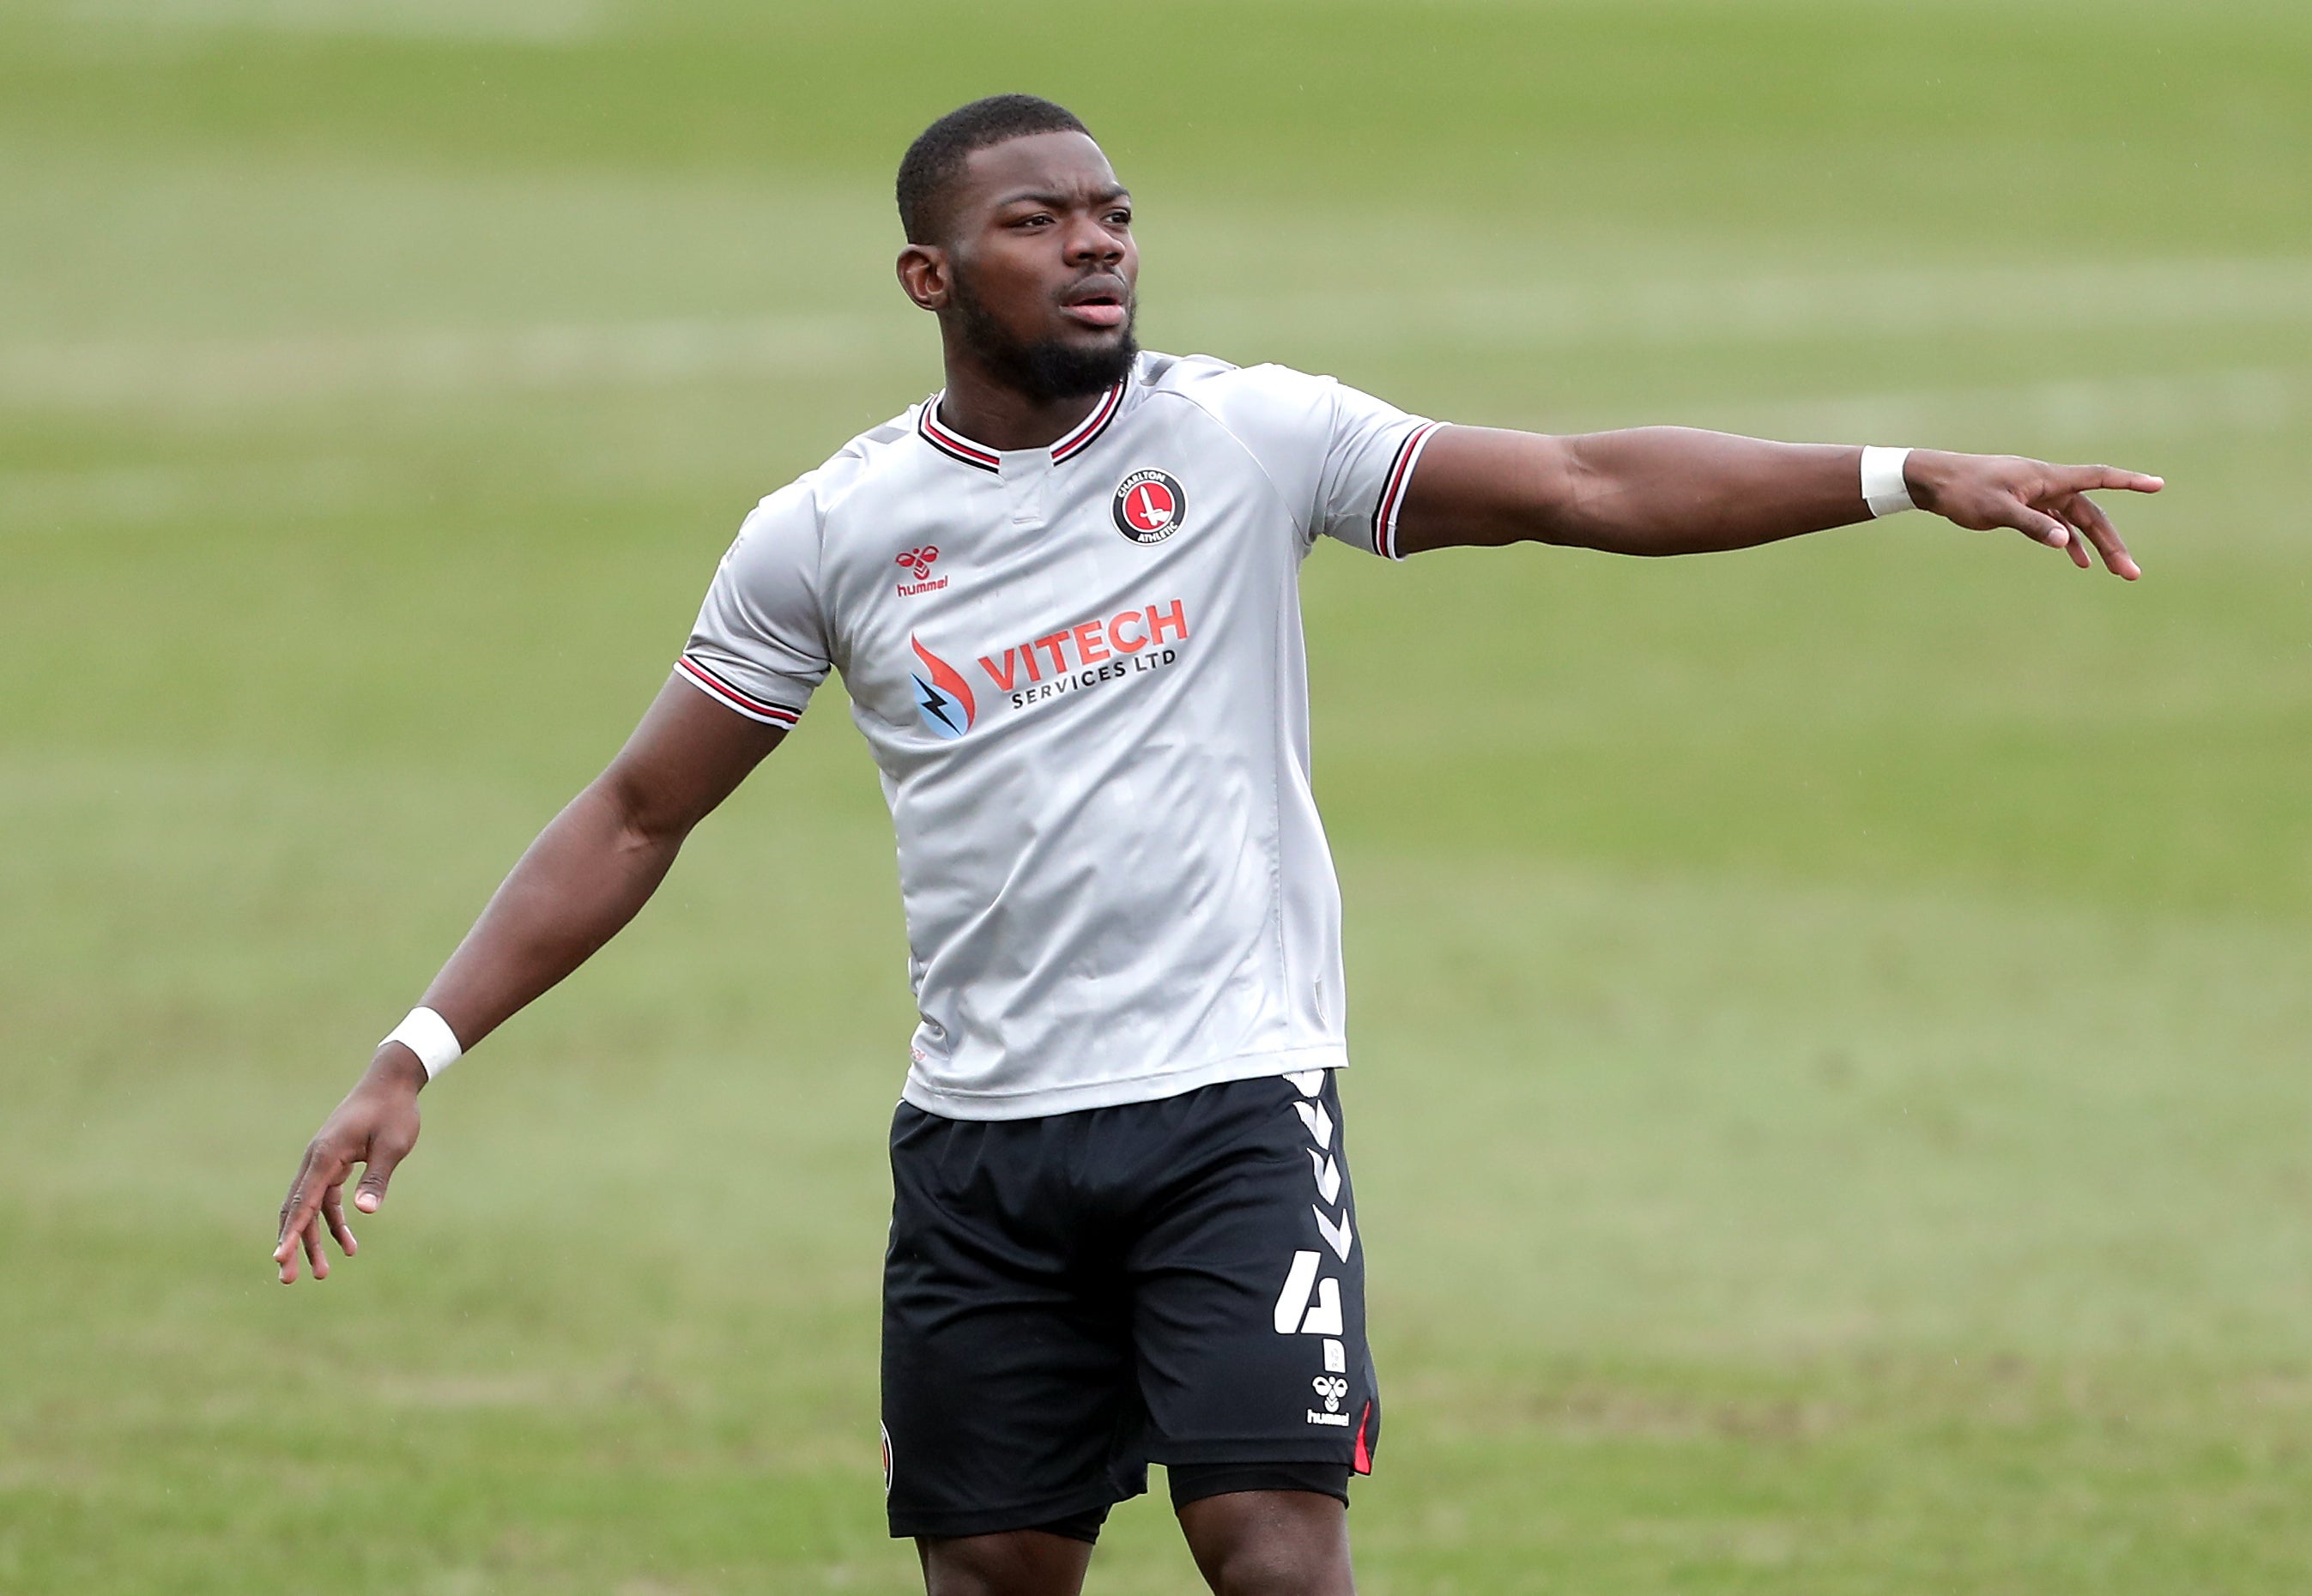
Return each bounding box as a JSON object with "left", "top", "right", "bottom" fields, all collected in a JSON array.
[{"left": 897, "top": 94, "right": 1092, "bottom": 246}]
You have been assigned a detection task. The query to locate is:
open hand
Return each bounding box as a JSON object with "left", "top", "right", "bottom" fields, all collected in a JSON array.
[
  {"left": 273, "top": 1045, "right": 425, "bottom": 1284},
  {"left": 1905, "top": 450, "right": 2163, "bottom": 579}
]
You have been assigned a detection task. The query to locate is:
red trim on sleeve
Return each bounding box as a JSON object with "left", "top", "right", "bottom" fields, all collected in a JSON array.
[
  {"left": 1371, "top": 421, "right": 1441, "bottom": 559},
  {"left": 676, "top": 655, "right": 802, "bottom": 726}
]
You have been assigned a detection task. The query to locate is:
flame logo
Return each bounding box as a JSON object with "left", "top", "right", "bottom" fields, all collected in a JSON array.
[{"left": 909, "top": 636, "right": 976, "bottom": 738}]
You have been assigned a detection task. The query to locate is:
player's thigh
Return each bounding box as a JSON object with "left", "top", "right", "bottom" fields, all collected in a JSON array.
[
  {"left": 917, "top": 1528, "right": 1096, "bottom": 1596},
  {"left": 1177, "top": 1489, "right": 1353, "bottom": 1596}
]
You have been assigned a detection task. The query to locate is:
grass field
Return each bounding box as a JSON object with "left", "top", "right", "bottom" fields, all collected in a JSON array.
[{"left": 4, "top": 1, "right": 2309, "bottom": 1590}]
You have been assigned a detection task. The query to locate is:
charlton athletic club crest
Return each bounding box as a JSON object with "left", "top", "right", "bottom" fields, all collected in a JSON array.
[{"left": 1112, "top": 469, "right": 1185, "bottom": 545}]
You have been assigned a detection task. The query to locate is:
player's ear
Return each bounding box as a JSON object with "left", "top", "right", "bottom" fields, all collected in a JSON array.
[{"left": 897, "top": 244, "right": 951, "bottom": 312}]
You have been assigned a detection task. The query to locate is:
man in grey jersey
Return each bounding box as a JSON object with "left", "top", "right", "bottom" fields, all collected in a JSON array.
[{"left": 274, "top": 94, "right": 2160, "bottom": 1596}]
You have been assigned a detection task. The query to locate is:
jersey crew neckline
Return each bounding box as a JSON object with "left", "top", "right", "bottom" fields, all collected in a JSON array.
[
  {"left": 681, "top": 352, "right": 1437, "bottom": 1121},
  {"left": 914, "top": 376, "right": 1129, "bottom": 475}
]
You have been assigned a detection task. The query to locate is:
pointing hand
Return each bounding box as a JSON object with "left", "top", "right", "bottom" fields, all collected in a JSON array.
[{"left": 1904, "top": 451, "right": 2163, "bottom": 579}]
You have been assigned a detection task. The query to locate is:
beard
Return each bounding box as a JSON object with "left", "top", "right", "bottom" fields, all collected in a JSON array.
[{"left": 947, "top": 270, "right": 1139, "bottom": 402}]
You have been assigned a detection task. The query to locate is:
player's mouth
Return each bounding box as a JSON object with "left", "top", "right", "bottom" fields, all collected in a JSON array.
[{"left": 1058, "top": 279, "right": 1131, "bottom": 330}]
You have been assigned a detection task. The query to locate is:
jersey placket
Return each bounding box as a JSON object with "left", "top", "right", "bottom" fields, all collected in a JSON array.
[{"left": 1000, "top": 450, "right": 1050, "bottom": 529}]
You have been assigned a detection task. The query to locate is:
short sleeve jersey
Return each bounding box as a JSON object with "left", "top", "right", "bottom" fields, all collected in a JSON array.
[{"left": 683, "top": 352, "right": 1439, "bottom": 1120}]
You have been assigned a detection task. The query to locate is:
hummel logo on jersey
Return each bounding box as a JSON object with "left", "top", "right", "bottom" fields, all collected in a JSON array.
[
  {"left": 895, "top": 545, "right": 946, "bottom": 596},
  {"left": 1112, "top": 469, "right": 1185, "bottom": 544},
  {"left": 910, "top": 636, "right": 976, "bottom": 739}
]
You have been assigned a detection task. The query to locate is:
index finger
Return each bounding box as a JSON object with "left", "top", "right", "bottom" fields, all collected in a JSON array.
[
  {"left": 275, "top": 1144, "right": 318, "bottom": 1242},
  {"left": 2062, "top": 464, "right": 2164, "bottom": 496},
  {"left": 275, "top": 1144, "right": 347, "bottom": 1270}
]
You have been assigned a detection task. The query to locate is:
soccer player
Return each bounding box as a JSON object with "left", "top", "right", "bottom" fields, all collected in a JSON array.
[{"left": 273, "top": 94, "right": 2160, "bottom": 1596}]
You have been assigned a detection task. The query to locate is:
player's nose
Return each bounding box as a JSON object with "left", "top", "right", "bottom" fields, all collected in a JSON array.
[{"left": 1062, "top": 215, "right": 1126, "bottom": 266}]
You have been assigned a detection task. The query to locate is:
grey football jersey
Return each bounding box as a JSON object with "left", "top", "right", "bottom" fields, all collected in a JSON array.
[{"left": 681, "top": 352, "right": 1438, "bottom": 1119}]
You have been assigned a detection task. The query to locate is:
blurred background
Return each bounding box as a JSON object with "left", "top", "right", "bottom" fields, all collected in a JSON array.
[{"left": 3, "top": 1, "right": 2307, "bottom": 1590}]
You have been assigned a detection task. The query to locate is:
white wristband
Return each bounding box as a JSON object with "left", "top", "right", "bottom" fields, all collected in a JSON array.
[
  {"left": 1861, "top": 445, "right": 1916, "bottom": 517},
  {"left": 383, "top": 1006, "right": 463, "bottom": 1079}
]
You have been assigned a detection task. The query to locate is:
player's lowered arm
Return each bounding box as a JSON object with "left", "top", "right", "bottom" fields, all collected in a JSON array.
[
  {"left": 1394, "top": 424, "right": 2159, "bottom": 577},
  {"left": 410, "top": 675, "right": 787, "bottom": 1054},
  {"left": 272, "top": 677, "right": 785, "bottom": 1284}
]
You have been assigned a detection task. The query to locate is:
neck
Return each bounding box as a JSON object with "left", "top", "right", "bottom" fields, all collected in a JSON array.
[{"left": 935, "top": 344, "right": 1113, "bottom": 453}]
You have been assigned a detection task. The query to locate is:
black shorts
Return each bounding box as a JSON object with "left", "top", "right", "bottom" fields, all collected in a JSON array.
[{"left": 881, "top": 1069, "right": 1378, "bottom": 1540}]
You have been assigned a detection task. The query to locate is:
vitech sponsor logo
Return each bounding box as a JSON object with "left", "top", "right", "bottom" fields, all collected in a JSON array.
[
  {"left": 977, "top": 600, "right": 1189, "bottom": 708},
  {"left": 908, "top": 599, "right": 1191, "bottom": 737}
]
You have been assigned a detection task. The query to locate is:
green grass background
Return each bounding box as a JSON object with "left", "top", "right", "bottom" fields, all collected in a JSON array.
[{"left": 3, "top": 0, "right": 2309, "bottom": 1590}]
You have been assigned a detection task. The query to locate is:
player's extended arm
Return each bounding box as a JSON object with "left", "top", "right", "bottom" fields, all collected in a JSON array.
[
  {"left": 1395, "top": 426, "right": 2160, "bottom": 577},
  {"left": 271, "top": 678, "right": 785, "bottom": 1283}
]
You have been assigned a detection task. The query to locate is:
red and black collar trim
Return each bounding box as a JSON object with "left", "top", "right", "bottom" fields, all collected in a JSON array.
[
  {"left": 1050, "top": 378, "right": 1125, "bottom": 462},
  {"left": 917, "top": 398, "right": 1002, "bottom": 472},
  {"left": 916, "top": 376, "right": 1129, "bottom": 474}
]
